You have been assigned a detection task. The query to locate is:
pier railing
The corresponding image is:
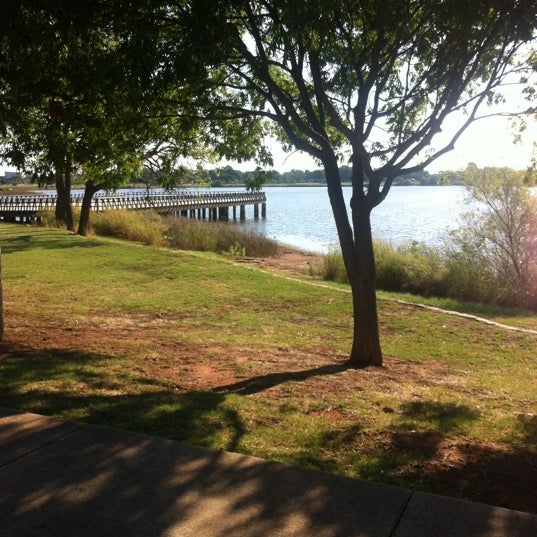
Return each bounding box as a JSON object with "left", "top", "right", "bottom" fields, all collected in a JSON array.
[{"left": 0, "top": 191, "right": 267, "bottom": 222}]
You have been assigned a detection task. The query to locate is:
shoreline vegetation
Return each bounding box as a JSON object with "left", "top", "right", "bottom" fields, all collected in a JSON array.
[
  {"left": 0, "top": 222, "right": 536, "bottom": 514},
  {"left": 86, "top": 209, "right": 537, "bottom": 313}
]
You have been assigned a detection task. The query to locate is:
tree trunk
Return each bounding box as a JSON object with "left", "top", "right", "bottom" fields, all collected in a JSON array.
[
  {"left": 77, "top": 181, "right": 101, "bottom": 236},
  {"left": 55, "top": 169, "right": 74, "bottom": 232},
  {"left": 0, "top": 246, "right": 4, "bottom": 342},
  {"left": 348, "top": 208, "right": 383, "bottom": 367},
  {"left": 324, "top": 157, "right": 383, "bottom": 368}
]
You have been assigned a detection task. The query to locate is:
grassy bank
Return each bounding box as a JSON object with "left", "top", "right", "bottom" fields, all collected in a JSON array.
[{"left": 1, "top": 224, "right": 536, "bottom": 512}]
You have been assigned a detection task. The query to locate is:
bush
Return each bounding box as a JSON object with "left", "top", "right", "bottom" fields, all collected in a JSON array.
[
  {"left": 441, "top": 246, "right": 497, "bottom": 305},
  {"left": 92, "top": 210, "right": 166, "bottom": 246},
  {"left": 320, "top": 241, "right": 448, "bottom": 296},
  {"left": 375, "top": 241, "right": 448, "bottom": 297},
  {"left": 320, "top": 247, "right": 348, "bottom": 283},
  {"left": 165, "top": 217, "right": 280, "bottom": 257}
]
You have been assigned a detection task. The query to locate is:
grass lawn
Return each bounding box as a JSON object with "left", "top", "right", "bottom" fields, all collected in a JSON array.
[{"left": 1, "top": 223, "right": 536, "bottom": 513}]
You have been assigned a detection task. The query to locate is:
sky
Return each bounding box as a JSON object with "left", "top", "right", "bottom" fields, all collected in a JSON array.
[{"left": 261, "top": 113, "right": 537, "bottom": 174}]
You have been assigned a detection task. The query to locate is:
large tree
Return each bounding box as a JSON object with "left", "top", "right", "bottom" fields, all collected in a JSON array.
[
  {"left": 0, "top": 1, "right": 168, "bottom": 232},
  {"left": 0, "top": 1, "right": 270, "bottom": 235},
  {"left": 166, "top": 0, "right": 537, "bottom": 367}
]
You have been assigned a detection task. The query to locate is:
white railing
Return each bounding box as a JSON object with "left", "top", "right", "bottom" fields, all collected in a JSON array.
[{"left": 0, "top": 191, "right": 266, "bottom": 215}]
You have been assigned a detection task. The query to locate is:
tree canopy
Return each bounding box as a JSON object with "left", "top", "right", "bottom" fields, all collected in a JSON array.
[
  {"left": 0, "top": 1, "right": 159, "bottom": 230},
  {"left": 0, "top": 0, "right": 269, "bottom": 234}
]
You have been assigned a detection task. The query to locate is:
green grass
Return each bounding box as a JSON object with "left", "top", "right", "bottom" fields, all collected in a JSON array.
[{"left": 1, "top": 223, "right": 536, "bottom": 511}]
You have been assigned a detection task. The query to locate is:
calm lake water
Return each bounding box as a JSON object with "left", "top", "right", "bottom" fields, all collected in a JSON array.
[
  {"left": 235, "top": 185, "right": 467, "bottom": 253},
  {"left": 71, "top": 185, "right": 468, "bottom": 253}
]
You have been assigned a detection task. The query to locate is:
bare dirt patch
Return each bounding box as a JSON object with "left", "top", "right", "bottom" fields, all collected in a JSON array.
[{"left": 261, "top": 249, "right": 324, "bottom": 276}]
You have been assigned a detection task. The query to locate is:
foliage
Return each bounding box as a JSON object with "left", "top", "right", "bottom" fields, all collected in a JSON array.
[
  {"left": 320, "top": 232, "right": 537, "bottom": 311},
  {"left": 245, "top": 167, "right": 271, "bottom": 192},
  {"left": 445, "top": 165, "right": 537, "bottom": 309},
  {"left": 165, "top": 217, "right": 280, "bottom": 257},
  {"left": 320, "top": 248, "right": 349, "bottom": 283},
  {"left": 0, "top": 2, "right": 268, "bottom": 235},
  {"left": 80, "top": 208, "right": 280, "bottom": 256},
  {"left": 36, "top": 209, "right": 80, "bottom": 229},
  {"left": 91, "top": 210, "right": 167, "bottom": 247},
  {"left": 206, "top": 165, "right": 440, "bottom": 186},
  {"left": 321, "top": 241, "right": 449, "bottom": 298},
  {"left": 375, "top": 242, "right": 449, "bottom": 297},
  {"left": 0, "top": 1, "right": 155, "bottom": 229},
  {"left": 225, "top": 242, "right": 247, "bottom": 259}
]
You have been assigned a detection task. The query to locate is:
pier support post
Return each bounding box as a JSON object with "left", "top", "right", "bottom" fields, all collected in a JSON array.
[
  {"left": 240, "top": 205, "right": 246, "bottom": 221},
  {"left": 261, "top": 203, "right": 266, "bottom": 219},
  {"left": 254, "top": 204, "right": 259, "bottom": 219}
]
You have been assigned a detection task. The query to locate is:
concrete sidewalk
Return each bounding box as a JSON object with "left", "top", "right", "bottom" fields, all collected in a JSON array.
[{"left": 0, "top": 407, "right": 535, "bottom": 537}]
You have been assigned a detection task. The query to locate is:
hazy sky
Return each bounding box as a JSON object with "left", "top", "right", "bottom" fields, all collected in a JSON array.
[{"left": 267, "top": 113, "right": 537, "bottom": 174}]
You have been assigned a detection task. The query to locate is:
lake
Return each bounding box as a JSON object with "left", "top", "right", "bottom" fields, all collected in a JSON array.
[
  {"left": 234, "top": 185, "right": 468, "bottom": 253},
  {"left": 72, "top": 184, "right": 468, "bottom": 253}
]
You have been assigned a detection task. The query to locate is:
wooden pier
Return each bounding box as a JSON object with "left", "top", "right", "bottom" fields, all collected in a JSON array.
[{"left": 0, "top": 191, "right": 267, "bottom": 223}]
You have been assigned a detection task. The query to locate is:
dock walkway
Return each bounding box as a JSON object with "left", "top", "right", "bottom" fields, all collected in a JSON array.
[{"left": 0, "top": 191, "right": 267, "bottom": 222}]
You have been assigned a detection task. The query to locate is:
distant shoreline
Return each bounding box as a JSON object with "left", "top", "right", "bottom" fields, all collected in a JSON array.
[{"left": 1, "top": 182, "right": 457, "bottom": 196}]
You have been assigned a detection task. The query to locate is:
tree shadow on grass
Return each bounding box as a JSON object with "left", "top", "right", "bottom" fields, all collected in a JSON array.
[
  {"left": 0, "top": 342, "right": 245, "bottom": 452},
  {"left": 400, "top": 400, "right": 480, "bottom": 434},
  {"left": 1, "top": 342, "right": 536, "bottom": 532},
  {"left": 0, "top": 228, "right": 103, "bottom": 254},
  {"left": 361, "top": 400, "right": 537, "bottom": 514},
  {"left": 0, "top": 343, "right": 414, "bottom": 537},
  {"left": 212, "top": 364, "right": 349, "bottom": 395}
]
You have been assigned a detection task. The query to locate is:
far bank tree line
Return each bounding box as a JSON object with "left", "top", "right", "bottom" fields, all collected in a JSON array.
[
  {"left": 206, "top": 166, "right": 442, "bottom": 187},
  {"left": 143, "top": 164, "right": 530, "bottom": 188},
  {"left": 0, "top": 165, "right": 469, "bottom": 188},
  {"left": 141, "top": 165, "right": 478, "bottom": 187}
]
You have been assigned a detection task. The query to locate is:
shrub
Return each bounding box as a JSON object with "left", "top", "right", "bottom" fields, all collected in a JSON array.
[
  {"left": 320, "top": 241, "right": 449, "bottom": 296},
  {"left": 375, "top": 241, "right": 448, "bottom": 297},
  {"left": 441, "top": 246, "right": 497, "bottom": 305},
  {"left": 165, "top": 217, "right": 280, "bottom": 257},
  {"left": 92, "top": 210, "right": 166, "bottom": 246},
  {"left": 321, "top": 247, "right": 348, "bottom": 283}
]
